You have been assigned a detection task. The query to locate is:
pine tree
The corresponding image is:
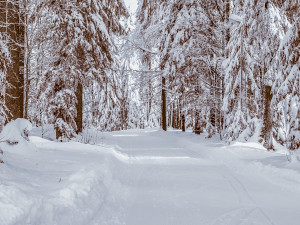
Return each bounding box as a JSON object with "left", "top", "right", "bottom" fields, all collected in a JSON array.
[
  {"left": 223, "top": 0, "right": 288, "bottom": 143},
  {"left": 158, "top": 0, "right": 226, "bottom": 134},
  {"left": 135, "top": 0, "right": 169, "bottom": 131},
  {"left": 271, "top": 18, "right": 300, "bottom": 150},
  {"left": 36, "top": 0, "right": 128, "bottom": 139}
]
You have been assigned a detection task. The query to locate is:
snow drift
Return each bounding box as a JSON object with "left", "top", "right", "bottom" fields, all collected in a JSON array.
[{"left": 0, "top": 118, "right": 37, "bottom": 163}]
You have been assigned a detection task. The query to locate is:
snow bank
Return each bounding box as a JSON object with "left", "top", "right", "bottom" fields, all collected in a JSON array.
[
  {"left": 0, "top": 118, "right": 32, "bottom": 144},
  {"left": 0, "top": 134, "right": 129, "bottom": 225},
  {"left": 0, "top": 119, "right": 38, "bottom": 163},
  {"left": 25, "top": 167, "right": 111, "bottom": 225}
]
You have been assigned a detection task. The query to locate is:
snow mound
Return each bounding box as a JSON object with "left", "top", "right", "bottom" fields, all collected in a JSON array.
[
  {"left": 0, "top": 118, "right": 32, "bottom": 144},
  {"left": 0, "top": 119, "right": 37, "bottom": 163}
]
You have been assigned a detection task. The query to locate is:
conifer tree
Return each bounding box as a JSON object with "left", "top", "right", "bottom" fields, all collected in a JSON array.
[
  {"left": 36, "top": 0, "right": 128, "bottom": 139},
  {"left": 223, "top": 0, "right": 288, "bottom": 143},
  {"left": 135, "top": 0, "right": 168, "bottom": 131},
  {"left": 271, "top": 18, "right": 299, "bottom": 150}
]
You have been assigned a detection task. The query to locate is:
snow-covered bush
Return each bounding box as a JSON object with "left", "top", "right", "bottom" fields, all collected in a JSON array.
[
  {"left": 76, "top": 128, "right": 101, "bottom": 145},
  {"left": 0, "top": 119, "right": 36, "bottom": 164},
  {"left": 0, "top": 118, "right": 32, "bottom": 145}
]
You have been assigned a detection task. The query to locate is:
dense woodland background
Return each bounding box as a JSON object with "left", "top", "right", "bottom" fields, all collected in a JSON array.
[{"left": 0, "top": 0, "right": 299, "bottom": 150}]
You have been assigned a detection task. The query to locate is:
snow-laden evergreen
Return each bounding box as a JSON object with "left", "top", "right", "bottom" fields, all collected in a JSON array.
[
  {"left": 223, "top": 0, "right": 289, "bottom": 143},
  {"left": 30, "top": 0, "right": 128, "bottom": 139},
  {"left": 271, "top": 18, "right": 300, "bottom": 150}
]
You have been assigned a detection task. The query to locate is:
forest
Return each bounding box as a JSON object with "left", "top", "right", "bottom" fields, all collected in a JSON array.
[{"left": 0, "top": 0, "right": 299, "bottom": 150}]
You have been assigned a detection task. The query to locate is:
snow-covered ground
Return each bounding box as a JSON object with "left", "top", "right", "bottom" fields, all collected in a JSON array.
[{"left": 1, "top": 128, "right": 300, "bottom": 225}]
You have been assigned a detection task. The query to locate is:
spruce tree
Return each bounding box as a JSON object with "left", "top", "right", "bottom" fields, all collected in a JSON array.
[
  {"left": 223, "top": 0, "right": 288, "bottom": 143},
  {"left": 271, "top": 18, "right": 300, "bottom": 150},
  {"left": 37, "top": 0, "right": 128, "bottom": 139}
]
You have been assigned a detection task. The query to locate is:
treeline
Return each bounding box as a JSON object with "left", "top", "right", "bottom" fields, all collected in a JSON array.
[
  {"left": 0, "top": 0, "right": 299, "bottom": 150},
  {"left": 0, "top": 0, "right": 133, "bottom": 140},
  {"left": 133, "top": 0, "right": 299, "bottom": 150}
]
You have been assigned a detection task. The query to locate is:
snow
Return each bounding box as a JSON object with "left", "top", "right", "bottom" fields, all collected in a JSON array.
[
  {"left": 0, "top": 119, "right": 32, "bottom": 144},
  {"left": 229, "top": 14, "right": 243, "bottom": 23},
  {"left": 124, "top": 0, "right": 138, "bottom": 13},
  {"left": 1, "top": 128, "right": 300, "bottom": 225},
  {"left": 0, "top": 119, "right": 38, "bottom": 165}
]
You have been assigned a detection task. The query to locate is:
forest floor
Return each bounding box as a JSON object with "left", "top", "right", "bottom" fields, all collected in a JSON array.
[{"left": 1, "top": 128, "right": 300, "bottom": 225}]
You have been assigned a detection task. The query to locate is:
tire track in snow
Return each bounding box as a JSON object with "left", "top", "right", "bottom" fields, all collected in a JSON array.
[
  {"left": 218, "top": 164, "right": 275, "bottom": 225},
  {"left": 183, "top": 148, "right": 202, "bottom": 159}
]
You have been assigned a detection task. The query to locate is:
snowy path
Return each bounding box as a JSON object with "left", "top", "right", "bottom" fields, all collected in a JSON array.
[
  {"left": 103, "top": 130, "right": 300, "bottom": 225},
  {"left": 1, "top": 129, "right": 300, "bottom": 225}
]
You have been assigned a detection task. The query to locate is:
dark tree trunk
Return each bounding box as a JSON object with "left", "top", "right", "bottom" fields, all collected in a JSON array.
[
  {"left": 209, "top": 68, "right": 216, "bottom": 128},
  {"left": 24, "top": 57, "right": 30, "bottom": 119},
  {"left": 181, "top": 114, "right": 185, "bottom": 132},
  {"left": 177, "top": 102, "right": 180, "bottom": 129},
  {"left": 75, "top": 82, "right": 83, "bottom": 134},
  {"left": 171, "top": 103, "right": 176, "bottom": 128},
  {"left": 194, "top": 111, "right": 201, "bottom": 135},
  {"left": 161, "top": 76, "right": 167, "bottom": 131},
  {"left": 0, "top": 148, "right": 4, "bottom": 163},
  {"left": 225, "top": 0, "right": 230, "bottom": 46},
  {"left": 55, "top": 127, "right": 62, "bottom": 141},
  {"left": 262, "top": 85, "right": 274, "bottom": 150},
  {"left": 54, "top": 79, "right": 64, "bottom": 140},
  {"left": 24, "top": 6, "right": 30, "bottom": 119},
  {"left": 210, "top": 107, "right": 216, "bottom": 127},
  {"left": 5, "top": 1, "right": 24, "bottom": 121}
]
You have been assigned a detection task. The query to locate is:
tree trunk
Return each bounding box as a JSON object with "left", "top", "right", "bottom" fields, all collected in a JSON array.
[
  {"left": 55, "top": 127, "right": 62, "bottom": 141},
  {"left": 161, "top": 76, "right": 167, "bottom": 131},
  {"left": 181, "top": 114, "right": 185, "bottom": 132},
  {"left": 24, "top": 55, "right": 30, "bottom": 119},
  {"left": 210, "top": 107, "right": 216, "bottom": 127},
  {"left": 0, "top": 1, "right": 7, "bottom": 128},
  {"left": 24, "top": 4, "right": 30, "bottom": 119},
  {"left": 262, "top": 85, "right": 274, "bottom": 150},
  {"left": 225, "top": 0, "right": 230, "bottom": 46},
  {"left": 194, "top": 111, "right": 201, "bottom": 135},
  {"left": 171, "top": 103, "right": 175, "bottom": 128},
  {"left": 5, "top": 0, "right": 24, "bottom": 121},
  {"left": 0, "top": 148, "right": 4, "bottom": 163},
  {"left": 75, "top": 82, "right": 83, "bottom": 134}
]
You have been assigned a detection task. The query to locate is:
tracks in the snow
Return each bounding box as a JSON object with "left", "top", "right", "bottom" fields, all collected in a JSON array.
[
  {"left": 183, "top": 148, "right": 203, "bottom": 159},
  {"left": 217, "top": 158, "right": 275, "bottom": 225},
  {"left": 111, "top": 141, "right": 276, "bottom": 225}
]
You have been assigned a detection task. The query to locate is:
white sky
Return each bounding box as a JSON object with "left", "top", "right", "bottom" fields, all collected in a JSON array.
[{"left": 124, "top": 0, "right": 138, "bottom": 13}]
